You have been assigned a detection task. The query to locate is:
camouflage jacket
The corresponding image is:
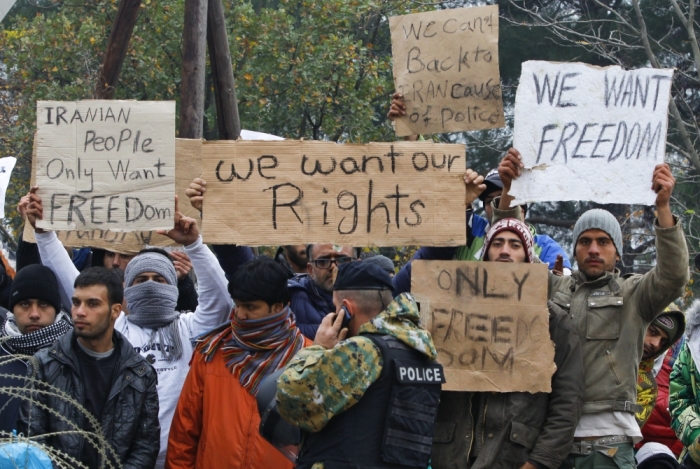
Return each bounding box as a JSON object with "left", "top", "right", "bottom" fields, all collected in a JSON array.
[
  {"left": 670, "top": 301, "right": 700, "bottom": 454},
  {"left": 276, "top": 293, "right": 437, "bottom": 434}
]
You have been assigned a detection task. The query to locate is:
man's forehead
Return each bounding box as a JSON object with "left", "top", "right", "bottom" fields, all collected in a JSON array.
[
  {"left": 73, "top": 284, "right": 108, "bottom": 300},
  {"left": 493, "top": 230, "right": 521, "bottom": 240},
  {"left": 313, "top": 244, "right": 353, "bottom": 257},
  {"left": 579, "top": 229, "right": 612, "bottom": 239}
]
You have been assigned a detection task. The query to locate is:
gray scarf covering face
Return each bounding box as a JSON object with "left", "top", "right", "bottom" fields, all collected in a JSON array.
[{"left": 124, "top": 253, "right": 183, "bottom": 361}]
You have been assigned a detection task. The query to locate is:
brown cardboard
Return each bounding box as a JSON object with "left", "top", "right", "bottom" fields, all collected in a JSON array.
[
  {"left": 411, "top": 260, "right": 555, "bottom": 392},
  {"left": 200, "top": 140, "right": 467, "bottom": 246},
  {"left": 24, "top": 138, "right": 202, "bottom": 253},
  {"left": 390, "top": 5, "right": 505, "bottom": 136}
]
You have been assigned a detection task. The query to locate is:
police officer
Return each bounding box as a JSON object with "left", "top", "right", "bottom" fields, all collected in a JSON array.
[{"left": 276, "top": 261, "right": 444, "bottom": 469}]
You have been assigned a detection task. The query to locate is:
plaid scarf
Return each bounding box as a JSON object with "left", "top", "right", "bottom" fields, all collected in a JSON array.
[
  {"left": 196, "top": 306, "right": 304, "bottom": 395},
  {"left": 0, "top": 311, "right": 73, "bottom": 356}
]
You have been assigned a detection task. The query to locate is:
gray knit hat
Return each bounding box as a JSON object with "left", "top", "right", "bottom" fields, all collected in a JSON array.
[
  {"left": 572, "top": 209, "right": 623, "bottom": 256},
  {"left": 362, "top": 255, "right": 396, "bottom": 275},
  {"left": 124, "top": 252, "right": 177, "bottom": 287}
]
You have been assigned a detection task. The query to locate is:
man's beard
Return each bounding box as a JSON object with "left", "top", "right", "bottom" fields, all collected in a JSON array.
[
  {"left": 286, "top": 248, "right": 307, "bottom": 270},
  {"left": 74, "top": 316, "right": 112, "bottom": 341}
]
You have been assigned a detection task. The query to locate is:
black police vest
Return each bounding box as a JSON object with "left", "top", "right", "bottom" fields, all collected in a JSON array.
[{"left": 296, "top": 333, "right": 445, "bottom": 469}]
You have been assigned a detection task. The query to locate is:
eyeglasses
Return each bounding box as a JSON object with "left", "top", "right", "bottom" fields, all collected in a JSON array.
[{"left": 310, "top": 257, "right": 353, "bottom": 269}]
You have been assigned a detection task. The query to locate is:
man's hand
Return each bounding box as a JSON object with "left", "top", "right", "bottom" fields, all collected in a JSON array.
[
  {"left": 519, "top": 462, "right": 539, "bottom": 469},
  {"left": 652, "top": 163, "right": 675, "bottom": 228},
  {"left": 185, "top": 178, "right": 207, "bottom": 212},
  {"left": 26, "top": 187, "right": 45, "bottom": 233},
  {"left": 314, "top": 310, "right": 348, "bottom": 349},
  {"left": 498, "top": 148, "right": 524, "bottom": 190},
  {"left": 387, "top": 92, "right": 406, "bottom": 120},
  {"left": 497, "top": 148, "right": 525, "bottom": 211},
  {"left": 170, "top": 251, "right": 193, "bottom": 280},
  {"left": 463, "top": 169, "right": 486, "bottom": 206},
  {"left": 552, "top": 254, "right": 564, "bottom": 276},
  {"left": 17, "top": 194, "right": 30, "bottom": 221},
  {"left": 157, "top": 196, "right": 200, "bottom": 246}
]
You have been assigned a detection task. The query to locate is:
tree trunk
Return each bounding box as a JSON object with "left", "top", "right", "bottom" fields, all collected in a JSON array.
[
  {"left": 96, "top": 0, "right": 142, "bottom": 99},
  {"left": 179, "top": 0, "right": 208, "bottom": 138},
  {"left": 207, "top": 0, "right": 241, "bottom": 140}
]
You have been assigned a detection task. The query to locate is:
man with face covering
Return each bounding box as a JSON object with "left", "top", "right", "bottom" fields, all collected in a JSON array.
[{"left": 25, "top": 190, "right": 233, "bottom": 469}]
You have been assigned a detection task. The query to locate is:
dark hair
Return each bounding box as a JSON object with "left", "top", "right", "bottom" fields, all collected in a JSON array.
[
  {"left": 229, "top": 256, "right": 290, "bottom": 306},
  {"left": 305, "top": 244, "right": 314, "bottom": 262},
  {"left": 74, "top": 267, "right": 124, "bottom": 306}
]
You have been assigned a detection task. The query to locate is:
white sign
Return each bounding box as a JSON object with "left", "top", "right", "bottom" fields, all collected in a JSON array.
[
  {"left": 0, "top": 157, "right": 16, "bottom": 218},
  {"left": 0, "top": 0, "right": 17, "bottom": 23},
  {"left": 35, "top": 100, "right": 175, "bottom": 231},
  {"left": 511, "top": 61, "right": 673, "bottom": 205}
]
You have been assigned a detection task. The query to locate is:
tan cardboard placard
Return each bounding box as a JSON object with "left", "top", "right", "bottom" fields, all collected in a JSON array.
[
  {"left": 201, "top": 140, "right": 466, "bottom": 246},
  {"left": 390, "top": 5, "right": 505, "bottom": 136},
  {"left": 35, "top": 100, "right": 175, "bottom": 231},
  {"left": 411, "top": 260, "right": 555, "bottom": 392},
  {"left": 24, "top": 138, "right": 201, "bottom": 253}
]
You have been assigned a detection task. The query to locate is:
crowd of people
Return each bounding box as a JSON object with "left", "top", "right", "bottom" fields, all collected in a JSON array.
[{"left": 0, "top": 99, "right": 697, "bottom": 469}]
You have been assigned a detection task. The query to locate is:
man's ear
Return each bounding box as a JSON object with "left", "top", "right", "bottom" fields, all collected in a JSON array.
[
  {"left": 271, "top": 302, "right": 285, "bottom": 315},
  {"left": 111, "top": 303, "right": 122, "bottom": 320}
]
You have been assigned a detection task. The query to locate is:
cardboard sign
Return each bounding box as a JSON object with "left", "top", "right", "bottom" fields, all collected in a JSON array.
[
  {"left": 511, "top": 61, "right": 674, "bottom": 205},
  {"left": 35, "top": 100, "right": 175, "bottom": 231},
  {"left": 411, "top": 260, "right": 555, "bottom": 392},
  {"left": 201, "top": 140, "right": 467, "bottom": 246},
  {"left": 389, "top": 5, "right": 505, "bottom": 137},
  {"left": 24, "top": 138, "right": 201, "bottom": 253},
  {"left": 0, "top": 157, "right": 17, "bottom": 218}
]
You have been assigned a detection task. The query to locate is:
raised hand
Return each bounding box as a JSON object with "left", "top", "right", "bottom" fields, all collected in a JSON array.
[
  {"left": 157, "top": 196, "right": 200, "bottom": 246},
  {"left": 463, "top": 169, "right": 486, "bottom": 206},
  {"left": 185, "top": 178, "right": 207, "bottom": 212}
]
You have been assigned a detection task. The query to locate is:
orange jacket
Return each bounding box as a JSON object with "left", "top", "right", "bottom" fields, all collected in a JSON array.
[{"left": 165, "top": 337, "right": 312, "bottom": 469}]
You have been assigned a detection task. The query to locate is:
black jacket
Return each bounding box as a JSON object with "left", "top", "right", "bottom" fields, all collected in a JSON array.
[
  {"left": 431, "top": 301, "right": 585, "bottom": 469},
  {"left": 18, "top": 330, "right": 160, "bottom": 469}
]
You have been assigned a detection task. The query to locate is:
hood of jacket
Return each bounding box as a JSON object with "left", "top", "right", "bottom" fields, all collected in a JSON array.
[
  {"left": 359, "top": 292, "right": 437, "bottom": 360},
  {"left": 644, "top": 307, "right": 686, "bottom": 362},
  {"left": 684, "top": 299, "right": 700, "bottom": 348},
  {"left": 288, "top": 274, "right": 333, "bottom": 309}
]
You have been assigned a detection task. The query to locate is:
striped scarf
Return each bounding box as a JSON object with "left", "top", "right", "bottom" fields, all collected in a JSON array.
[{"left": 196, "top": 306, "right": 304, "bottom": 395}]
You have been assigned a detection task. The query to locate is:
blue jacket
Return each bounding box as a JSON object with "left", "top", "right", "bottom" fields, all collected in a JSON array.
[
  {"left": 288, "top": 274, "right": 334, "bottom": 339},
  {"left": 393, "top": 213, "right": 571, "bottom": 295}
]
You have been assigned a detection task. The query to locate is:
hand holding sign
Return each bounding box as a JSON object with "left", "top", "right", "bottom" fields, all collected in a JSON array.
[
  {"left": 652, "top": 163, "right": 676, "bottom": 228},
  {"left": 462, "top": 169, "right": 486, "bottom": 206},
  {"left": 26, "top": 187, "right": 45, "bottom": 234},
  {"left": 157, "top": 196, "right": 200, "bottom": 247},
  {"left": 186, "top": 177, "right": 207, "bottom": 213}
]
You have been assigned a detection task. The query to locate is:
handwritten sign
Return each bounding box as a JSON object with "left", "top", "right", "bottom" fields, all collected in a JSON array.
[
  {"left": 511, "top": 61, "right": 674, "bottom": 205},
  {"left": 35, "top": 100, "right": 175, "bottom": 231},
  {"left": 389, "top": 5, "right": 505, "bottom": 137},
  {"left": 24, "top": 138, "right": 200, "bottom": 253},
  {"left": 411, "top": 260, "right": 555, "bottom": 392},
  {"left": 0, "top": 157, "right": 17, "bottom": 218},
  {"left": 201, "top": 140, "right": 466, "bottom": 246}
]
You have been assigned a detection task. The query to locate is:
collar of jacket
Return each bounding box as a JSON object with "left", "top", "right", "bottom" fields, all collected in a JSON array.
[
  {"left": 289, "top": 274, "right": 333, "bottom": 306},
  {"left": 572, "top": 268, "right": 622, "bottom": 293},
  {"left": 47, "top": 330, "right": 149, "bottom": 384}
]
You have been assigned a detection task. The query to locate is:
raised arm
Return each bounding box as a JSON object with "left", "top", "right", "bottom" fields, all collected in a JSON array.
[
  {"left": 26, "top": 187, "right": 79, "bottom": 310},
  {"left": 634, "top": 164, "right": 689, "bottom": 322},
  {"left": 157, "top": 197, "right": 234, "bottom": 336}
]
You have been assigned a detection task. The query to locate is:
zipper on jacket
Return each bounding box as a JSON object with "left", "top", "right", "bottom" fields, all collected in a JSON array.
[
  {"left": 466, "top": 394, "right": 474, "bottom": 467},
  {"left": 606, "top": 349, "right": 622, "bottom": 385}
]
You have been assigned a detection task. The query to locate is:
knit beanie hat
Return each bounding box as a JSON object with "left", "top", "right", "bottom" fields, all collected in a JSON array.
[
  {"left": 9, "top": 265, "right": 62, "bottom": 314},
  {"left": 362, "top": 255, "right": 395, "bottom": 275},
  {"left": 124, "top": 252, "right": 177, "bottom": 287},
  {"left": 572, "top": 209, "right": 623, "bottom": 257},
  {"left": 482, "top": 218, "right": 535, "bottom": 263},
  {"left": 653, "top": 304, "right": 684, "bottom": 344}
]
